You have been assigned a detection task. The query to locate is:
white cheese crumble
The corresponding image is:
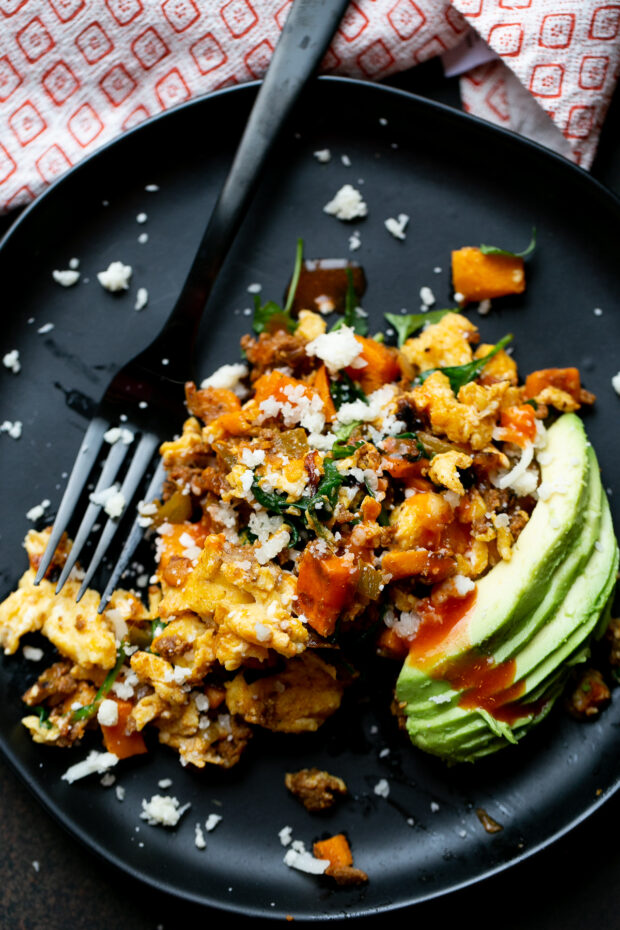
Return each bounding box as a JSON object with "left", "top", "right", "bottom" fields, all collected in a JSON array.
[
  {"left": 138, "top": 232, "right": 149, "bottom": 244},
  {"left": 97, "top": 261, "right": 132, "bottom": 292},
  {"left": 115, "top": 785, "right": 125, "bottom": 801},
  {"left": 52, "top": 269, "right": 80, "bottom": 287},
  {"left": 103, "top": 426, "right": 134, "bottom": 445},
  {"left": 385, "top": 213, "right": 409, "bottom": 240},
  {"left": 420, "top": 286, "right": 435, "bottom": 307},
  {"left": 26, "top": 499, "right": 50, "bottom": 521},
  {"left": 278, "top": 825, "right": 293, "bottom": 846},
  {"left": 349, "top": 230, "right": 361, "bottom": 251},
  {"left": 453, "top": 574, "right": 475, "bottom": 596},
  {"left": 478, "top": 299, "right": 492, "bottom": 316},
  {"left": 374, "top": 778, "right": 390, "bottom": 798},
  {"left": 255, "top": 528, "right": 291, "bottom": 565},
  {"left": 428, "top": 691, "right": 453, "bottom": 704},
  {"left": 61, "top": 750, "right": 119, "bottom": 783},
  {"left": 240, "top": 447, "right": 265, "bottom": 468},
  {"left": 22, "top": 645, "right": 43, "bottom": 662},
  {"left": 194, "top": 823, "right": 206, "bottom": 849},
  {"left": 201, "top": 362, "right": 249, "bottom": 398},
  {"left": 248, "top": 510, "right": 283, "bottom": 543},
  {"left": 284, "top": 840, "right": 329, "bottom": 875},
  {"left": 97, "top": 699, "right": 119, "bottom": 727},
  {"left": 305, "top": 325, "right": 365, "bottom": 373},
  {"left": 136, "top": 212, "right": 147, "bottom": 223},
  {"left": 313, "top": 148, "right": 331, "bottom": 163},
  {"left": 140, "top": 794, "right": 190, "bottom": 827},
  {"left": 134, "top": 287, "right": 148, "bottom": 311},
  {"left": 3, "top": 349, "right": 21, "bottom": 373},
  {"left": 323, "top": 184, "right": 368, "bottom": 221},
  {"left": 336, "top": 384, "right": 396, "bottom": 426},
  {"left": 205, "top": 813, "right": 222, "bottom": 831},
  {"left": 1, "top": 420, "right": 22, "bottom": 439},
  {"left": 90, "top": 484, "right": 126, "bottom": 519},
  {"left": 612, "top": 372, "right": 620, "bottom": 395}
]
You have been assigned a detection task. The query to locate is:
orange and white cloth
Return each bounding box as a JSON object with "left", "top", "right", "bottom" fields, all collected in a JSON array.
[{"left": 0, "top": 0, "right": 618, "bottom": 213}]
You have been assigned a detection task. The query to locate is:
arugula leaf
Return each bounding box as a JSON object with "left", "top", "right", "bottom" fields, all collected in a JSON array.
[
  {"left": 330, "top": 268, "right": 368, "bottom": 336},
  {"left": 385, "top": 308, "right": 458, "bottom": 347},
  {"left": 330, "top": 421, "right": 363, "bottom": 459},
  {"left": 252, "top": 238, "right": 304, "bottom": 334},
  {"left": 330, "top": 372, "right": 367, "bottom": 408},
  {"left": 72, "top": 643, "right": 127, "bottom": 722},
  {"left": 479, "top": 227, "right": 536, "bottom": 259},
  {"left": 418, "top": 334, "right": 513, "bottom": 394}
]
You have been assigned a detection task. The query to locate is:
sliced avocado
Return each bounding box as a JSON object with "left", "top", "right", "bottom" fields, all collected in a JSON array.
[{"left": 395, "top": 413, "right": 619, "bottom": 763}]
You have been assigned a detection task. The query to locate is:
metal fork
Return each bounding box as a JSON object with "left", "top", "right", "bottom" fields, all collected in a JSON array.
[{"left": 34, "top": 0, "right": 351, "bottom": 611}]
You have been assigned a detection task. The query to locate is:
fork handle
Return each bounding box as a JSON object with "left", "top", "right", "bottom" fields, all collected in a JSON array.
[{"left": 152, "top": 0, "right": 351, "bottom": 361}]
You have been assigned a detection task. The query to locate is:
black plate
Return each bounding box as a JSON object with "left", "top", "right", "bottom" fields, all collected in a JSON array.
[{"left": 1, "top": 77, "right": 620, "bottom": 920}]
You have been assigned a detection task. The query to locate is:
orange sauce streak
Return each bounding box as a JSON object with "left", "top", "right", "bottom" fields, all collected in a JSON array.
[
  {"left": 408, "top": 590, "right": 476, "bottom": 664},
  {"left": 408, "top": 589, "right": 543, "bottom": 724}
]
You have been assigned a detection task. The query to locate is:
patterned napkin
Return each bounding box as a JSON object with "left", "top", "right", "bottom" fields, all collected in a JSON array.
[{"left": 0, "top": 0, "right": 618, "bottom": 213}]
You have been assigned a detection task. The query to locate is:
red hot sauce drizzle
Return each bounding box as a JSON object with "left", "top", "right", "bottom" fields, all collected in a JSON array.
[{"left": 408, "top": 588, "right": 546, "bottom": 725}]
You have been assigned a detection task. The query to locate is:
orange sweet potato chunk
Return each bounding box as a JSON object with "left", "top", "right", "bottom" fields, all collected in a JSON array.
[
  {"left": 451, "top": 247, "right": 525, "bottom": 303},
  {"left": 296, "top": 549, "right": 359, "bottom": 638},
  {"left": 344, "top": 336, "right": 401, "bottom": 394},
  {"left": 101, "top": 700, "right": 148, "bottom": 760}
]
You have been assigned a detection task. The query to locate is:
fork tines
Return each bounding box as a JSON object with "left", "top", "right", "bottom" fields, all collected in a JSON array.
[{"left": 34, "top": 418, "right": 161, "bottom": 608}]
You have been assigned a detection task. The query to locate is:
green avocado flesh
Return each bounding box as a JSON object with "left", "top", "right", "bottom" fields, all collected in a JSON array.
[{"left": 395, "top": 413, "right": 619, "bottom": 763}]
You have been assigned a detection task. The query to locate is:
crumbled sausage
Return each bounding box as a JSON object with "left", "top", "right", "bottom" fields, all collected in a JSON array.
[{"left": 285, "top": 767, "right": 348, "bottom": 811}]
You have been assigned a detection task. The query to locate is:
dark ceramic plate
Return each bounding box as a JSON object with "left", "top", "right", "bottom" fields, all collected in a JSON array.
[{"left": 1, "top": 77, "right": 620, "bottom": 920}]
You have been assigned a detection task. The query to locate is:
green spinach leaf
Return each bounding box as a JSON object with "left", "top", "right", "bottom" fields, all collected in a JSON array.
[
  {"left": 418, "top": 334, "right": 513, "bottom": 394},
  {"left": 385, "top": 308, "right": 459, "bottom": 347},
  {"left": 479, "top": 227, "right": 536, "bottom": 259}
]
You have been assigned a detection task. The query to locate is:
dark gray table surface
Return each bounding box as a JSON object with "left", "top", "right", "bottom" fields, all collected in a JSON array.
[{"left": 1, "top": 60, "right": 619, "bottom": 930}]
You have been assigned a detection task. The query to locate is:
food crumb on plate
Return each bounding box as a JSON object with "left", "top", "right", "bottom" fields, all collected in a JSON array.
[
  {"left": 140, "top": 794, "right": 191, "bottom": 827},
  {"left": 313, "top": 148, "right": 331, "bottom": 163},
  {"left": 374, "top": 779, "right": 390, "bottom": 798},
  {"left": 61, "top": 750, "right": 119, "bottom": 784},
  {"left": 1, "top": 420, "right": 22, "bottom": 439},
  {"left": 3, "top": 349, "right": 21, "bottom": 373},
  {"left": 52, "top": 269, "right": 80, "bottom": 287},
  {"left": 323, "top": 184, "right": 368, "bottom": 221},
  {"left": 134, "top": 287, "right": 149, "bottom": 311},
  {"left": 26, "top": 499, "right": 50, "bottom": 522},
  {"left": 349, "top": 230, "right": 361, "bottom": 251},
  {"left": 206, "top": 813, "right": 222, "bottom": 832},
  {"left": 22, "top": 645, "right": 43, "bottom": 662},
  {"left": 384, "top": 214, "right": 409, "bottom": 240},
  {"left": 97, "top": 261, "right": 132, "bottom": 292}
]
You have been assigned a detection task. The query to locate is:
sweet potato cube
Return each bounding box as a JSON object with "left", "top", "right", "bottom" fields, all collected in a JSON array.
[
  {"left": 296, "top": 550, "right": 359, "bottom": 638},
  {"left": 313, "top": 834, "right": 353, "bottom": 872},
  {"left": 345, "top": 336, "right": 401, "bottom": 394},
  {"left": 451, "top": 247, "right": 525, "bottom": 303},
  {"left": 101, "top": 700, "right": 148, "bottom": 760}
]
